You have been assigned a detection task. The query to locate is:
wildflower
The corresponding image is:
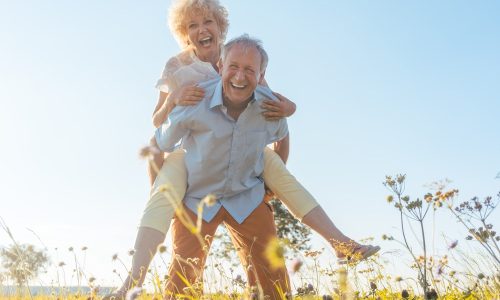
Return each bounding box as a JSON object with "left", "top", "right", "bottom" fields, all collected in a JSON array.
[
  {"left": 395, "top": 276, "right": 402, "bottom": 282},
  {"left": 396, "top": 174, "right": 405, "bottom": 184},
  {"left": 306, "top": 283, "right": 314, "bottom": 292},
  {"left": 264, "top": 238, "right": 286, "bottom": 270},
  {"left": 478, "top": 273, "right": 485, "bottom": 280},
  {"left": 128, "top": 249, "right": 135, "bottom": 256},
  {"left": 81, "top": 246, "right": 88, "bottom": 251},
  {"left": 401, "top": 289, "right": 409, "bottom": 298},
  {"left": 112, "top": 253, "right": 118, "bottom": 261},
  {"left": 68, "top": 247, "right": 74, "bottom": 252},
  {"left": 322, "top": 295, "right": 333, "bottom": 300},
  {"left": 58, "top": 262, "right": 65, "bottom": 267},
  {"left": 425, "top": 289, "right": 438, "bottom": 300},
  {"left": 337, "top": 267, "right": 348, "bottom": 293},
  {"left": 202, "top": 194, "right": 217, "bottom": 207},
  {"left": 437, "top": 265, "right": 444, "bottom": 275},
  {"left": 88, "top": 277, "right": 96, "bottom": 283},
  {"left": 386, "top": 195, "right": 393, "bottom": 203},
  {"left": 291, "top": 258, "right": 303, "bottom": 273},
  {"left": 370, "top": 281, "right": 377, "bottom": 290},
  {"left": 448, "top": 240, "right": 458, "bottom": 250},
  {"left": 158, "top": 245, "right": 167, "bottom": 253}
]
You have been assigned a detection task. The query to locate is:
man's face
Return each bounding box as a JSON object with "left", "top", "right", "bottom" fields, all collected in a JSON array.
[{"left": 220, "top": 44, "right": 264, "bottom": 105}]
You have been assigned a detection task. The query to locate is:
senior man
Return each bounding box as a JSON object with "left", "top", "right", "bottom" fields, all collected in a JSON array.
[{"left": 155, "top": 34, "right": 290, "bottom": 299}]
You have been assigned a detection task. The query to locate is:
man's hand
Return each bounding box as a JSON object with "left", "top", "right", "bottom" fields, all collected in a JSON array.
[
  {"left": 169, "top": 85, "right": 205, "bottom": 106},
  {"left": 261, "top": 92, "right": 296, "bottom": 121}
]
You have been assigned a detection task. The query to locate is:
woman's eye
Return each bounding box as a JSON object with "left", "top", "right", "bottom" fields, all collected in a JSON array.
[{"left": 188, "top": 23, "right": 197, "bottom": 29}]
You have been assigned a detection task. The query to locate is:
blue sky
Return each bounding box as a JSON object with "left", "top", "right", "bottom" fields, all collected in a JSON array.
[{"left": 1, "top": 0, "right": 499, "bottom": 288}]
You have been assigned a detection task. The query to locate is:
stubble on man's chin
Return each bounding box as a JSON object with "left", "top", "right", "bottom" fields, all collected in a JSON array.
[{"left": 222, "top": 91, "right": 253, "bottom": 110}]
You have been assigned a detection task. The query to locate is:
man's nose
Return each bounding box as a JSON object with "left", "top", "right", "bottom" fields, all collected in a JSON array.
[{"left": 234, "top": 70, "right": 245, "bottom": 80}]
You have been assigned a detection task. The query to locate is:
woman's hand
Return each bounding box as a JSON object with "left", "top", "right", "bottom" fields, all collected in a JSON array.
[
  {"left": 261, "top": 92, "right": 296, "bottom": 121},
  {"left": 168, "top": 85, "right": 205, "bottom": 106}
]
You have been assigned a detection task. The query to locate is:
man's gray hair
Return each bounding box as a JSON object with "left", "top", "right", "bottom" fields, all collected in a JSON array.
[{"left": 221, "top": 34, "right": 269, "bottom": 72}]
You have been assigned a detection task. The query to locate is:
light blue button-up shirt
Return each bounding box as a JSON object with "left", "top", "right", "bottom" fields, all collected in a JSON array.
[{"left": 155, "top": 78, "right": 288, "bottom": 223}]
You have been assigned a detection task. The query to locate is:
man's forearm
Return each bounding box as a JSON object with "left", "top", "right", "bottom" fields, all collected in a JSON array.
[{"left": 273, "top": 133, "right": 289, "bottom": 164}]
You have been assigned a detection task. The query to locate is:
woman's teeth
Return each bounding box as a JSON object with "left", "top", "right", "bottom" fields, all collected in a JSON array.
[{"left": 199, "top": 37, "right": 212, "bottom": 46}]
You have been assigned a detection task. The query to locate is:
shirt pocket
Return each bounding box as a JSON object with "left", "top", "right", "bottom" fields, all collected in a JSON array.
[{"left": 243, "top": 130, "right": 267, "bottom": 174}]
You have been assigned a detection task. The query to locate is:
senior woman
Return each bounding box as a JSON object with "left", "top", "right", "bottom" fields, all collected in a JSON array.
[{"left": 105, "top": 0, "right": 379, "bottom": 298}]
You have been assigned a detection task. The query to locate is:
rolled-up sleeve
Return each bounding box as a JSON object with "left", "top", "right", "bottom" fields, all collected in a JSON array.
[
  {"left": 155, "top": 108, "right": 190, "bottom": 153},
  {"left": 268, "top": 118, "right": 288, "bottom": 144}
]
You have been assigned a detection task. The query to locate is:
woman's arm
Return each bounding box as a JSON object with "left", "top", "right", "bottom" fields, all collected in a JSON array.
[
  {"left": 272, "top": 133, "right": 290, "bottom": 164},
  {"left": 152, "top": 92, "right": 172, "bottom": 128},
  {"left": 261, "top": 92, "right": 296, "bottom": 121},
  {"left": 152, "top": 85, "right": 205, "bottom": 128}
]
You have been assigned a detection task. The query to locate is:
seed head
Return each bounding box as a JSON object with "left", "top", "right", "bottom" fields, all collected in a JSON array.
[
  {"left": 139, "top": 145, "right": 160, "bottom": 160},
  {"left": 202, "top": 194, "right": 217, "bottom": 207},
  {"left": 158, "top": 245, "right": 167, "bottom": 253},
  {"left": 291, "top": 258, "right": 303, "bottom": 273},
  {"left": 448, "top": 240, "right": 458, "bottom": 250}
]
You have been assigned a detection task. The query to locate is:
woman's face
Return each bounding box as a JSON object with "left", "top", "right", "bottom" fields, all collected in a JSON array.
[{"left": 185, "top": 11, "right": 221, "bottom": 63}]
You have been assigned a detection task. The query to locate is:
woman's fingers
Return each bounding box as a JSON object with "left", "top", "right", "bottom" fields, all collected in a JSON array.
[
  {"left": 261, "top": 111, "right": 284, "bottom": 120},
  {"left": 261, "top": 101, "right": 281, "bottom": 112},
  {"left": 177, "top": 86, "right": 205, "bottom": 105}
]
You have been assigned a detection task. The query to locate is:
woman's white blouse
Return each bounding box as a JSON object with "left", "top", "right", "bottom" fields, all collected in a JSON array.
[{"left": 155, "top": 49, "right": 219, "bottom": 93}]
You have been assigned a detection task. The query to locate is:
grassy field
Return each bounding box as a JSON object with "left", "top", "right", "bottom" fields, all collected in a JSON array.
[{"left": 1, "top": 175, "right": 499, "bottom": 299}]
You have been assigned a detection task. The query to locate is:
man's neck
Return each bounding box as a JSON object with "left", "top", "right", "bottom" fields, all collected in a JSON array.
[{"left": 223, "top": 96, "right": 252, "bottom": 121}]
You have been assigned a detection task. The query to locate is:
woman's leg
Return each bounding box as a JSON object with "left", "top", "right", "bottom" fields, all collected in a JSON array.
[
  {"left": 147, "top": 147, "right": 166, "bottom": 186},
  {"left": 263, "top": 148, "right": 377, "bottom": 258},
  {"left": 104, "top": 150, "right": 187, "bottom": 299}
]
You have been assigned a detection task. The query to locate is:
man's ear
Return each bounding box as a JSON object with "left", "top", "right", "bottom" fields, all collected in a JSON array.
[
  {"left": 258, "top": 70, "right": 266, "bottom": 84},
  {"left": 217, "top": 59, "right": 223, "bottom": 75}
]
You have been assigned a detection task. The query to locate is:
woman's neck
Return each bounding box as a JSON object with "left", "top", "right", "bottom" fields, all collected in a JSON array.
[{"left": 193, "top": 49, "right": 220, "bottom": 72}]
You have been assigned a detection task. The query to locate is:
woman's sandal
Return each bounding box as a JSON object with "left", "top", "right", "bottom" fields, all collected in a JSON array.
[{"left": 337, "top": 244, "right": 380, "bottom": 265}]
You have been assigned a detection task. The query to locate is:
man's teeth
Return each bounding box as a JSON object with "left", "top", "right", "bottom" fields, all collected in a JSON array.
[{"left": 231, "top": 82, "right": 245, "bottom": 89}]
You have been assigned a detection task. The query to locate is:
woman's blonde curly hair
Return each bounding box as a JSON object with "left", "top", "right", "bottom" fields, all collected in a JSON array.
[{"left": 168, "top": 0, "right": 229, "bottom": 49}]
